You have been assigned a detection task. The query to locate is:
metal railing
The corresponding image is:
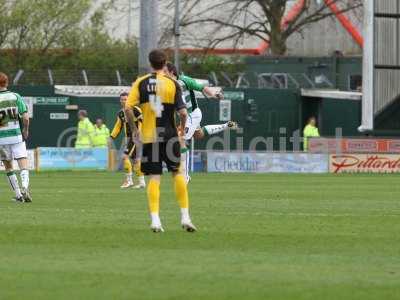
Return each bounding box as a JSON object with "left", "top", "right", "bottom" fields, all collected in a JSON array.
[
  {"left": 9, "top": 68, "right": 362, "bottom": 91},
  {"left": 9, "top": 69, "right": 138, "bottom": 86}
]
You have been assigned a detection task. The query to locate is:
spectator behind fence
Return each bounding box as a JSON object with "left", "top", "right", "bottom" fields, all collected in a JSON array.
[
  {"left": 303, "top": 116, "right": 320, "bottom": 151},
  {"left": 92, "top": 118, "right": 110, "bottom": 148},
  {"left": 75, "top": 110, "right": 94, "bottom": 148}
]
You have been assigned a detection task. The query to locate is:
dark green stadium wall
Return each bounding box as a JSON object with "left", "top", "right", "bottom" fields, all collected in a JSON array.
[
  {"left": 10, "top": 86, "right": 122, "bottom": 149},
  {"left": 301, "top": 97, "right": 362, "bottom": 137},
  {"left": 72, "top": 97, "right": 123, "bottom": 147},
  {"left": 319, "top": 98, "right": 362, "bottom": 137},
  {"left": 197, "top": 90, "right": 362, "bottom": 150},
  {"left": 374, "top": 96, "right": 400, "bottom": 135},
  {"left": 11, "top": 86, "right": 363, "bottom": 150},
  {"left": 195, "top": 89, "right": 302, "bottom": 151}
]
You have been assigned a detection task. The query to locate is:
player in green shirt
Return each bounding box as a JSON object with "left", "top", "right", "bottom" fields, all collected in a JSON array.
[
  {"left": 0, "top": 72, "right": 32, "bottom": 203},
  {"left": 165, "top": 62, "right": 238, "bottom": 182}
]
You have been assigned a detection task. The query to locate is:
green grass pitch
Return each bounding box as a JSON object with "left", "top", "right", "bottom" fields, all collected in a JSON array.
[{"left": 1, "top": 171, "right": 400, "bottom": 300}]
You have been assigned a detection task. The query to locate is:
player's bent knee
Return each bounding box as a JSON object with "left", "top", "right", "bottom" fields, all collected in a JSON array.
[{"left": 16, "top": 158, "right": 28, "bottom": 169}]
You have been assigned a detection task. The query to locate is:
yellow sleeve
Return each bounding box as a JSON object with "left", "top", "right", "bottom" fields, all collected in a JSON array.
[
  {"left": 110, "top": 117, "right": 122, "bottom": 139},
  {"left": 126, "top": 80, "right": 140, "bottom": 109}
]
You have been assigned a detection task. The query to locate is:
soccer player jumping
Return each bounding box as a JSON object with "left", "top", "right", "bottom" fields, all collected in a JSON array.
[
  {"left": 125, "top": 50, "right": 195, "bottom": 233},
  {"left": 0, "top": 72, "right": 32, "bottom": 202},
  {"left": 164, "top": 62, "right": 238, "bottom": 182},
  {"left": 110, "top": 92, "right": 145, "bottom": 189}
]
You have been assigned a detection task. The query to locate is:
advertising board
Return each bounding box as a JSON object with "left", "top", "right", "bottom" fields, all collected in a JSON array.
[
  {"left": 329, "top": 154, "right": 400, "bottom": 173},
  {"left": 37, "top": 147, "right": 108, "bottom": 170},
  {"left": 207, "top": 152, "right": 328, "bottom": 173},
  {"left": 309, "top": 138, "right": 400, "bottom": 153}
]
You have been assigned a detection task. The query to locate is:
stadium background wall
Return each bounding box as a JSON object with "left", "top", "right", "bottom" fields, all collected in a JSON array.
[
  {"left": 244, "top": 56, "right": 362, "bottom": 90},
  {"left": 10, "top": 86, "right": 362, "bottom": 151}
]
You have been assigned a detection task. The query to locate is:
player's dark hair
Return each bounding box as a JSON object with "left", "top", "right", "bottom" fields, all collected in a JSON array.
[
  {"left": 120, "top": 92, "right": 129, "bottom": 97},
  {"left": 166, "top": 62, "right": 178, "bottom": 78},
  {"left": 0, "top": 72, "right": 8, "bottom": 88},
  {"left": 148, "top": 49, "right": 167, "bottom": 70}
]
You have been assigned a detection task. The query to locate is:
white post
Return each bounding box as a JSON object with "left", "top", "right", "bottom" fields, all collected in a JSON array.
[
  {"left": 139, "top": 0, "right": 159, "bottom": 75},
  {"left": 174, "top": 0, "right": 180, "bottom": 73},
  {"left": 359, "top": 0, "right": 374, "bottom": 132},
  {"left": 128, "top": 0, "right": 132, "bottom": 39}
]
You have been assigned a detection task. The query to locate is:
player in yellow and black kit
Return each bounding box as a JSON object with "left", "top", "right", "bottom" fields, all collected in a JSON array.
[
  {"left": 125, "top": 49, "right": 196, "bottom": 233},
  {"left": 110, "top": 92, "right": 146, "bottom": 189}
]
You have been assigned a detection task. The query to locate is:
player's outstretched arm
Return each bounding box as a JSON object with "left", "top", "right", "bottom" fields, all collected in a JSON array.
[
  {"left": 203, "top": 86, "right": 224, "bottom": 100},
  {"left": 180, "top": 74, "right": 223, "bottom": 100}
]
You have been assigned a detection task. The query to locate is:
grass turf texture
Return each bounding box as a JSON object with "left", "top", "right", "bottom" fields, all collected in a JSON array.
[{"left": 0, "top": 172, "right": 400, "bottom": 300}]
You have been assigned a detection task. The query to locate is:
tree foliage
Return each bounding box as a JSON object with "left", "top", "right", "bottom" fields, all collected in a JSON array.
[
  {"left": 0, "top": 0, "right": 128, "bottom": 71},
  {"left": 0, "top": 0, "right": 245, "bottom": 84},
  {"left": 168, "top": 0, "right": 362, "bottom": 55}
]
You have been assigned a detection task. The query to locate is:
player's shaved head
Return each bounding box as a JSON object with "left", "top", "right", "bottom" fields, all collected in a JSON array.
[
  {"left": 149, "top": 49, "right": 167, "bottom": 70},
  {"left": 0, "top": 72, "right": 8, "bottom": 89}
]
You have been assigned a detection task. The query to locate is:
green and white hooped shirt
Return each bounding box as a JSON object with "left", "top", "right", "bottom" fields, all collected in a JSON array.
[
  {"left": 177, "top": 75, "right": 205, "bottom": 113},
  {"left": 0, "top": 90, "right": 28, "bottom": 145}
]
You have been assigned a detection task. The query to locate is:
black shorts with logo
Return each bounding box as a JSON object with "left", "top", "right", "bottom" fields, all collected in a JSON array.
[{"left": 141, "top": 140, "right": 181, "bottom": 175}]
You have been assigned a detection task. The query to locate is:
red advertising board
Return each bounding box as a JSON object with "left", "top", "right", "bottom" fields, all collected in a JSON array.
[
  {"left": 388, "top": 140, "right": 400, "bottom": 153},
  {"left": 329, "top": 154, "right": 400, "bottom": 173},
  {"left": 345, "top": 139, "right": 379, "bottom": 152},
  {"left": 309, "top": 138, "right": 400, "bottom": 153}
]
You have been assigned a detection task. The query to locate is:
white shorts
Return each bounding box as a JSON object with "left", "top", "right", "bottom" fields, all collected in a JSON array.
[
  {"left": 0, "top": 142, "right": 28, "bottom": 161},
  {"left": 184, "top": 108, "right": 202, "bottom": 140}
]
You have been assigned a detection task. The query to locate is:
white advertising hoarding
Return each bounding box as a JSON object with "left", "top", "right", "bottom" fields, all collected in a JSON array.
[{"left": 207, "top": 152, "right": 329, "bottom": 173}]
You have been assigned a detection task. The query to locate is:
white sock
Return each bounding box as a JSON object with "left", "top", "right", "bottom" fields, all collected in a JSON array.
[
  {"left": 151, "top": 213, "right": 161, "bottom": 226},
  {"left": 7, "top": 172, "right": 22, "bottom": 198},
  {"left": 203, "top": 124, "right": 228, "bottom": 135},
  {"left": 139, "top": 176, "right": 145, "bottom": 185},
  {"left": 181, "top": 208, "right": 191, "bottom": 224},
  {"left": 20, "top": 169, "right": 29, "bottom": 190},
  {"left": 127, "top": 173, "right": 133, "bottom": 184}
]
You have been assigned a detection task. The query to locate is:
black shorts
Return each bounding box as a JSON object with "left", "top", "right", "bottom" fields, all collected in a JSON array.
[
  {"left": 124, "top": 139, "right": 136, "bottom": 159},
  {"left": 141, "top": 140, "right": 181, "bottom": 175}
]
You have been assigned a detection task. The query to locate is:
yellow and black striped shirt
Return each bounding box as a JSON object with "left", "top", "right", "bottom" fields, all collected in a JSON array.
[
  {"left": 126, "top": 72, "right": 185, "bottom": 144},
  {"left": 110, "top": 106, "right": 142, "bottom": 139}
]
